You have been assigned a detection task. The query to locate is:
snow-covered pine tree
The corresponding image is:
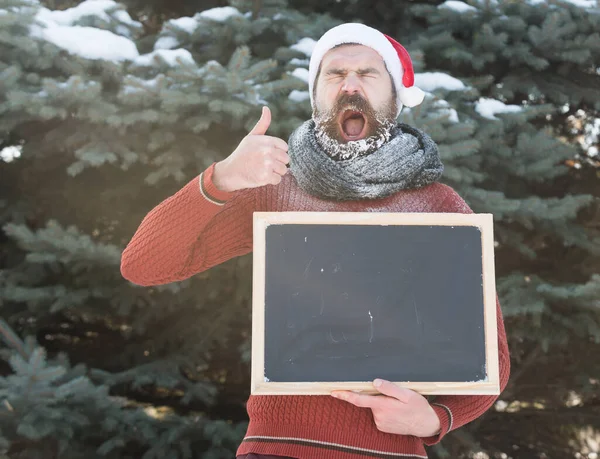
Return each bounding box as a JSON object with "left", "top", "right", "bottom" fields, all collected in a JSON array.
[
  {"left": 1, "top": 0, "right": 599, "bottom": 457},
  {"left": 406, "top": 0, "right": 600, "bottom": 346},
  {"left": 398, "top": 1, "right": 600, "bottom": 456},
  {"left": 0, "top": 0, "right": 338, "bottom": 456}
]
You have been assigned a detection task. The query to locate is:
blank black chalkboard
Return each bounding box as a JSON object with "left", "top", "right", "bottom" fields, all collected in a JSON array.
[{"left": 251, "top": 212, "right": 499, "bottom": 395}]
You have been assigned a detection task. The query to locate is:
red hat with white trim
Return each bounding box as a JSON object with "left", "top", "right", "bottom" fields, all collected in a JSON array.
[{"left": 308, "top": 22, "right": 425, "bottom": 117}]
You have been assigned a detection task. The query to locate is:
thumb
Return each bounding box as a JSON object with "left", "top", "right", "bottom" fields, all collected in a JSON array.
[
  {"left": 373, "top": 379, "right": 413, "bottom": 403},
  {"left": 248, "top": 106, "right": 271, "bottom": 136}
]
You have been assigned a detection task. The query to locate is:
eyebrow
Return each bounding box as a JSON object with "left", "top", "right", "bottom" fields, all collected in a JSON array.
[{"left": 324, "top": 67, "right": 381, "bottom": 76}]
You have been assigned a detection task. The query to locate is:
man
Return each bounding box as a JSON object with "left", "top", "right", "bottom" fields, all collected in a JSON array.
[{"left": 121, "top": 22, "right": 510, "bottom": 459}]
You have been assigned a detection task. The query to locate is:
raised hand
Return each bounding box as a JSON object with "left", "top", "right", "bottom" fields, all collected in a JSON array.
[{"left": 213, "top": 106, "right": 290, "bottom": 192}]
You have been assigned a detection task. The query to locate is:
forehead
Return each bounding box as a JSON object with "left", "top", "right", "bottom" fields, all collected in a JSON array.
[{"left": 321, "top": 44, "right": 386, "bottom": 70}]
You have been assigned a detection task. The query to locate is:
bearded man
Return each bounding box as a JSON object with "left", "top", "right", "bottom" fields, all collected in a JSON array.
[{"left": 121, "top": 22, "right": 510, "bottom": 459}]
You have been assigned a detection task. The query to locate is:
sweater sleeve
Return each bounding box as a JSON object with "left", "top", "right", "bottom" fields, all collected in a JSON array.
[
  {"left": 120, "top": 163, "right": 256, "bottom": 286},
  {"left": 420, "top": 186, "right": 511, "bottom": 446}
]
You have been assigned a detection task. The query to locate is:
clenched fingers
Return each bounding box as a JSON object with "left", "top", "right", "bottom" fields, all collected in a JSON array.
[
  {"left": 250, "top": 135, "right": 288, "bottom": 154},
  {"left": 271, "top": 160, "right": 288, "bottom": 176},
  {"left": 262, "top": 135, "right": 289, "bottom": 153},
  {"left": 269, "top": 172, "right": 283, "bottom": 185},
  {"left": 262, "top": 147, "right": 289, "bottom": 168},
  {"left": 272, "top": 148, "right": 290, "bottom": 165}
]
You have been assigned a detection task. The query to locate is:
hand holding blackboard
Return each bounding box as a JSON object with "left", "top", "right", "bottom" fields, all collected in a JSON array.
[
  {"left": 251, "top": 211, "right": 500, "bottom": 396},
  {"left": 331, "top": 378, "right": 442, "bottom": 437}
]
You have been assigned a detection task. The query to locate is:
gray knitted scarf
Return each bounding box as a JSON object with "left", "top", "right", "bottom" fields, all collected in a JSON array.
[{"left": 287, "top": 119, "right": 444, "bottom": 201}]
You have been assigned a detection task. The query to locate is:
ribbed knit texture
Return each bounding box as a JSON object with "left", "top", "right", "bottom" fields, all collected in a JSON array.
[
  {"left": 288, "top": 120, "right": 444, "bottom": 201},
  {"left": 121, "top": 163, "right": 511, "bottom": 459}
]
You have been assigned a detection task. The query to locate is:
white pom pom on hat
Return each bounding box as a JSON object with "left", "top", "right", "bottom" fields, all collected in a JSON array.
[{"left": 308, "top": 22, "right": 425, "bottom": 117}]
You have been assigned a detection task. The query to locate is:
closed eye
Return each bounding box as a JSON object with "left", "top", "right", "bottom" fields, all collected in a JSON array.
[
  {"left": 325, "top": 67, "right": 381, "bottom": 78},
  {"left": 326, "top": 71, "right": 346, "bottom": 79}
]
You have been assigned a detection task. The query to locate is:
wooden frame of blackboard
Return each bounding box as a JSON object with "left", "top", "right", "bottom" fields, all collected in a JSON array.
[{"left": 251, "top": 212, "right": 499, "bottom": 396}]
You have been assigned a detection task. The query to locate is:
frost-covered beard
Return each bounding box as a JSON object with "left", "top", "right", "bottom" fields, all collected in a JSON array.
[{"left": 313, "top": 92, "right": 397, "bottom": 161}]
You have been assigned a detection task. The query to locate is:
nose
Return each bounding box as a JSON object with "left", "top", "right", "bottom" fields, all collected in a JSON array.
[{"left": 341, "top": 73, "right": 361, "bottom": 95}]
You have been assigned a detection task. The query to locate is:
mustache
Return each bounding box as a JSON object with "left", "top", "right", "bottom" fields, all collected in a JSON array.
[
  {"left": 333, "top": 93, "right": 372, "bottom": 113},
  {"left": 312, "top": 92, "right": 397, "bottom": 143}
]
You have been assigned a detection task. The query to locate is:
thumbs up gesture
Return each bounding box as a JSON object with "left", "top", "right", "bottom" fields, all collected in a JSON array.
[{"left": 213, "top": 106, "right": 290, "bottom": 193}]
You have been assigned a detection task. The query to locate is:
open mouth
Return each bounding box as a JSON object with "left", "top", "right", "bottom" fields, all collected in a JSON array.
[{"left": 339, "top": 110, "right": 368, "bottom": 141}]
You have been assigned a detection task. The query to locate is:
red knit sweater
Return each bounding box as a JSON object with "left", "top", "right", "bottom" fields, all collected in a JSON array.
[{"left": 121, "top": 162, "right": 511, "bottom": 459}]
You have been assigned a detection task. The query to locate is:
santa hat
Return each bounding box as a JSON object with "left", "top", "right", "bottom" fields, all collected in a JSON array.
[{"left": 308, "top": 23, "right": 425, "bottom": 117}]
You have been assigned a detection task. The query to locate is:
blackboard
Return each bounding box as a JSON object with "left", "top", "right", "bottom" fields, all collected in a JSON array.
[{"left": 251, "top": 212, "right": 499, "bottom": 395}]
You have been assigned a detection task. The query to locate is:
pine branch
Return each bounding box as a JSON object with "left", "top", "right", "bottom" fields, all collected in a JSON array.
[
  {"left": 501, "top": 345, "right": 543, "bottom": 401},
  {"left": 469, "top": 344, "right": 542, "bottom": 433},
  {"left": 0, "top": 319, "right": 27, "bottom": 360}
]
